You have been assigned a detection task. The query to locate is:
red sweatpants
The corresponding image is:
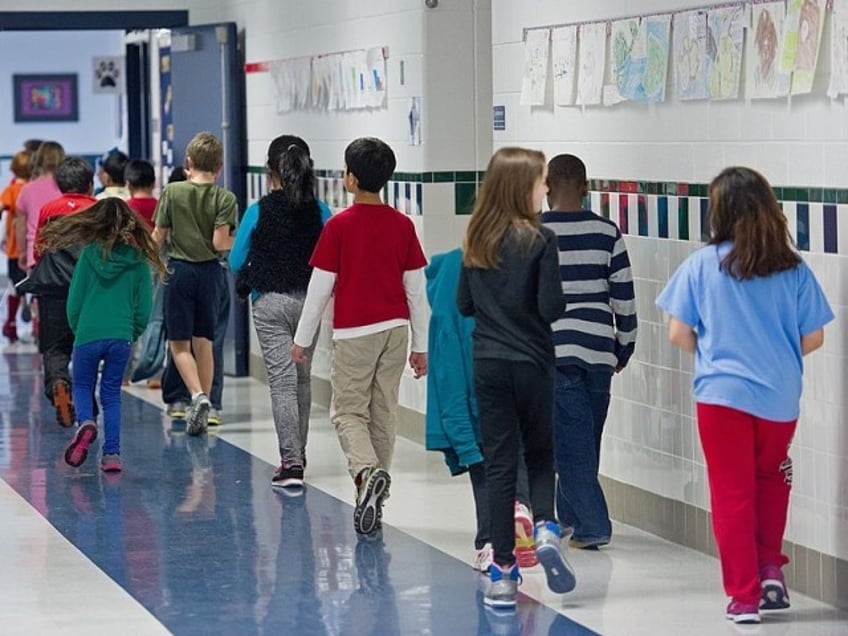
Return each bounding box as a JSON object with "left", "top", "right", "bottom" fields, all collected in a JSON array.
[{"left": 696, "top": 403, "right": 796, "bottom": 605}]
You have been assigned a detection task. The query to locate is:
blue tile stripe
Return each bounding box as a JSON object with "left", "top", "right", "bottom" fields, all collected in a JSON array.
[
  {"left": 0, "top": 379, "right": 599, "bottom": 636},
  {"left": 824, "top": 205, "right": 838, "bottom": 253},
  {"left": 658, "top": 196, "right": 669, "bottom": 238},
  {"left": 797, "top": 203, "right": 810, "bottom": 251}
]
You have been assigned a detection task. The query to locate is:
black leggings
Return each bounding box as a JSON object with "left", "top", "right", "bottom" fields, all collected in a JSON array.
[{"left": 474, "top": 358, "right": 556, "bottom": 567}]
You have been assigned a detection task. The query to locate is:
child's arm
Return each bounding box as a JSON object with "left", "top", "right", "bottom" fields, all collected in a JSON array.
[
  {"left": 66, "top": 262, "right": 84, "bottom": 334},
  {"left": 610, "top": 233, "right": 638, "bottom": 370},
  {"left": 668, "top": 317, "right": 697, "bottom": 353},
  {"left": 291, "top": 268, "right": 336, "bottom": 362},
  {"left": 152, "top": 225, "right": 169, "bottom": 248},
  {"left": 213, "top": 224, "right": 234, "bottom": 252},
  {"left": 404, "top": 267, "right": 428, "bottom": 378},
  {"left": 133, "top": 266, "right": 153, "bottom": 340},
  {"left": 456, "top": 265, "right": 474, "bottom": 316},
  {"left": 801, "top": 329, "right": 824, "bottom": 355},
  {"left": 228, "top": 203, "right": 259, "bottom": 272},
  {"left": 537, "top": 231, "right": 566, "bottom": 323}
]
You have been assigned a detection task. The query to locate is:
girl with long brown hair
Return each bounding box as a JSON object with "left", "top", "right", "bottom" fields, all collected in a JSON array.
[
  {"left": 41, "top": 198, "right": 165, "bottom": 473},
  {"left": 657, "top": 167, "right": 833, "bottom": 624},
  {"left": 458, "top": 147, "right": 575, "bottom": 610}
]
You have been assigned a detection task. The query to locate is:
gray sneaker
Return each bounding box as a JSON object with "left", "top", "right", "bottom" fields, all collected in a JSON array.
[
  {"left": 186, "top": 393, "right": 210, "bottom": 436},
  {"left": 534, "top": 521, "right": 576, "bottom": 593},
  {"left": 207, "top": 408, "right": 223, "bottom": 426},
  {"left": 166, "top": 401, "right": 188, "bottom": 420},
  {"left": 484, "top": 562, "right": 520, "bottom": 609}
]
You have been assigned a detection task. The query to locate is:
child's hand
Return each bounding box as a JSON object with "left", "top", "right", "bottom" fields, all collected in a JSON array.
[
  {"left": 291, "top": 344, "right": 308, "bottom": 364},
  {"left": 409, "top": 352, "right": 427, "bottom": 378}
]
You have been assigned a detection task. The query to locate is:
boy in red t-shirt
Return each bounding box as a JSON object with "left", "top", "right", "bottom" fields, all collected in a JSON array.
[
  {"left": 125, "top": 159, "right": 157, "bottom": 229},
  {"left": 292, "top": 137, "right": 428, "bottom": 537},
  {"left": 31, "top": 157, "right": 96, "bottom": 427}
]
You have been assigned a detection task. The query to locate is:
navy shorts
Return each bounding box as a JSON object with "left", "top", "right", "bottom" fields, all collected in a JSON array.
[{"left": 164, "top": 259, "right": 222, "bottom": 341}]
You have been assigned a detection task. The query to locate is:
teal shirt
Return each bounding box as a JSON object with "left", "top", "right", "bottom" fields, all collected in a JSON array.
[
  {"left": 66, "top": 243, "right": 153, "bottom": 346},
  {"left": 229, "top": 198, "right": 332, "bottom": 301}
]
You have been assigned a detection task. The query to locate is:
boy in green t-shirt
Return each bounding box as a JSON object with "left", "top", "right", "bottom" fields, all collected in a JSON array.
[{"left": 152, "top": 132, "right": 237, "bottom": 435}]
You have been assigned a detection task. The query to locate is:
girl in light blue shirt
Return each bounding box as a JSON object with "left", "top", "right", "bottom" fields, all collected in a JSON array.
[{"left": 657, "top": 166, "right": 833, "bottom": 625}]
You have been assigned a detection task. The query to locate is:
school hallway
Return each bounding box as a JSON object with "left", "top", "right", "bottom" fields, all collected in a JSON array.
[{"left": 0, "top": 343, "right": 845, "bottom": 636}]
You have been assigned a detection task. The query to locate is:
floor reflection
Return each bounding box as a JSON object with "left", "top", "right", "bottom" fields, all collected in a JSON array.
[{"left": 0, "top": 352, "right": 594, "bottom": 635}]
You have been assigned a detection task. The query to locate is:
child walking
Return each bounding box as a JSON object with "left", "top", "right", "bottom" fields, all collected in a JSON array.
[
  {"left": 0, "top": 150, "right": 32, "bottom": 342},
  {"left": 542, "top": 154, "right": 638, "bottom": 550},
  {"left": 153, "top": 132, "right": 237, "bottom": 436},
  {"left": 457, "top": 147, "right": 575, "bottom": 610},
  {"left": 38, "top": 198, "right": 165, "bottom": 472},
  {"left": 426, "top": 248, "right": 538, "bottom": 572},
  {"left": 229, "top": 134, "right": 330, "bottom": 489},
  {"left": 656, "top": 167, "right": 833, "bottom": 624},
  {"left": 292, "top": 137, "right": 428, "bottom": 536}
]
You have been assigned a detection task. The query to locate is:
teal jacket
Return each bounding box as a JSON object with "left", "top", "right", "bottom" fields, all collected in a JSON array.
[
  {"left": 66, "top": 243, "right": 153, "bottom": 346},
  {"left": 425, "top": 249, "right": 483, "bottom": 475}
]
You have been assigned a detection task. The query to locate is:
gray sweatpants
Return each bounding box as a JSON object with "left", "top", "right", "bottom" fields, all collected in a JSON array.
[{"left": 252, "top": 292, "right": 314, "bottom": 468}]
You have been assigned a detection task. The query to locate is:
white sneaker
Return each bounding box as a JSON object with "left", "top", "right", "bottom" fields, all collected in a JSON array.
[
  {"left": 472, "top": 542, "right": 493, "bottom": 572},
  {"left": 207, "top": 408, "right": 222, "bottom": 426},
  {"left": 186, "top": 393, "right": 210, "bottom": 436}
]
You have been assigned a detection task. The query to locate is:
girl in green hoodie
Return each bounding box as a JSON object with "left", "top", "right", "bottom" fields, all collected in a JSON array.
[{"left": 38, "top": 198, "right": 165, "bottom": 472}]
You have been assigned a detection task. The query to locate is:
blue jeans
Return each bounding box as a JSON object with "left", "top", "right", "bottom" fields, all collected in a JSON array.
[
  {"left": 72, "top": 339, "right": 132, "bottom": 456},
  {"left": 554, "top": 366, "right": 613, "bottom": 544}
]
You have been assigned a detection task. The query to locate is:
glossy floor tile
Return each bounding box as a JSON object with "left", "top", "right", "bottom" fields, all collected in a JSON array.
[{"left": 0, "top": 345, "right": 845, "bottom": 635}]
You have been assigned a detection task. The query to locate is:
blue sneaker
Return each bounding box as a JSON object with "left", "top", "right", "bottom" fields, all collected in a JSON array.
[
  {"left": 484, "top": 562, "right": 521, "bottom": 609},
  {"left": 534, "top": 521, "right": 576, "bottom": 593}
]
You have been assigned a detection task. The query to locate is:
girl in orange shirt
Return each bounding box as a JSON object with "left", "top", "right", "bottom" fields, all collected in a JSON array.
[{"left": 0, "top": 151, "right": 32, "bottom": 342}]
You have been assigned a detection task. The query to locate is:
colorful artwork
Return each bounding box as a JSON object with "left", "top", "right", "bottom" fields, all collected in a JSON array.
[
  {"left": 789, "top": 0, "right": 826, "bottom": 95},
  {"left": 706, "top": 6, "right": 744, "bottom": 100},
  {"left": 614, "top": 15, "right": 671, "bottom": 103},
  {"left": 749, "top": 2, "right": 790, "bottom": 99},
  {"left": 673, "top": 11, "right": 708, "bottom": 100},
  {"left": 13, "top": 74, "right": 78, "bottom": 122}
]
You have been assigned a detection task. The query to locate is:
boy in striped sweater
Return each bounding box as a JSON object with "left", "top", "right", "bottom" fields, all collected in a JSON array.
[{"left": 541, "top": 154, "right": 637, "bottom": 550}]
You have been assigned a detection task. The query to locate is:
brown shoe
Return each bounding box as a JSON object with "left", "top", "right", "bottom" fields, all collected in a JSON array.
[{"left": 52, "top": 381, "right": 75, "bottom": 428}]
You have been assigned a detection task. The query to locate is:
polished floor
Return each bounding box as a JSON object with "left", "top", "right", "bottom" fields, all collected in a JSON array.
[{"left": 0, "top": 341, "right": 845, "bottom": 635}]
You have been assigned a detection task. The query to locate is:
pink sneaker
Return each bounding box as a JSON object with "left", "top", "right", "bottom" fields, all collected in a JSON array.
[
  {"left": 64, "top": 422, "right": 98, "bottom": 467},
  {"left": 760, "top": 564, "right": 790, "bottom": 610},
  {"left": 100, "top": 454, "right": 123, "bottom": 473},
  {"left": 726, "top": 600, "right": 761, "bottom": 624},
  {"left": 514, "top": 501, "right": 539, "bottom": 568}
]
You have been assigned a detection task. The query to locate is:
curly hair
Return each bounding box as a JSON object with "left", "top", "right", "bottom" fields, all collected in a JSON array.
[{"left": 38, "top": 198, "right": 166, "bottom": 279}]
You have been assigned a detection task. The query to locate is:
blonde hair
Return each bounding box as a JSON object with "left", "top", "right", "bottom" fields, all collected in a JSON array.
[
  {"left": 186, "top": 132, "right": 223, "bottom": 173},
  {"left": 31, "top": 141, "right": 65, "bottom": 177},
  {"left": 462, "top": 147, "right": 546, "bottom": 269}
]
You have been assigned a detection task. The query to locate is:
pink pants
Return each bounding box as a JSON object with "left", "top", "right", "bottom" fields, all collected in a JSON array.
[{"left": 696, "top": 403, "right": 796, "bottom": 604}]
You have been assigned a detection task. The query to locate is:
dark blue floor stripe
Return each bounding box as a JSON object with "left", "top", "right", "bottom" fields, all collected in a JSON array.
[{"left": 0, "top": 352, "right": 597, "bottom": 636}]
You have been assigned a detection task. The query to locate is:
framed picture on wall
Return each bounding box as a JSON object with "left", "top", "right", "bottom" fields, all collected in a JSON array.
[{"left": 13, "top": 74, "right": 79, "bottom": 123}]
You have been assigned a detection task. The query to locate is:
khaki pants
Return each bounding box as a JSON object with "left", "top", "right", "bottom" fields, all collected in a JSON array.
[{"left": 330, "top": 326, "right": 408, "bottom": 479}]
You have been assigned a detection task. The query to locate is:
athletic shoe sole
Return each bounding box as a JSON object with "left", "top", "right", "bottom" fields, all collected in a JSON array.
[
  {"left": 536, "top": 543, "right": 576, "bottom": 593},
  {"left": 53, "top": 382, "right": 75, "bottom": 428},
  {"left": 186, "top": 400, "right": 210, "bottom": 436},
  {"left": 271, "top": 477, "right": 304, "bottom": 489},
  {"left": 760, "top": 581, "right": 790, "bottom": 610},
  {"left": 354, "top": 468, "right": 390, "bottom": 535},
  {"left": 101, "top": 460, "right": 123, "bottom": 473},
  {"left": 726, "top": 612, "right": 761, "bottom": 624},
  {"left": 483, "top": 596, "right": 517, "bottom": 609},
  {"left": 64, "top": 423, "right": 98, "bottom": 467}
]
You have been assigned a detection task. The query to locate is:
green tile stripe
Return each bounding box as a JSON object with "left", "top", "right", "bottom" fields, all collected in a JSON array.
[
  {"left": 249, "top": 166, "right": 485, "bottom": 184},
  {"left": 246, "top": 167, "right": 848, "bottom": 202}
]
